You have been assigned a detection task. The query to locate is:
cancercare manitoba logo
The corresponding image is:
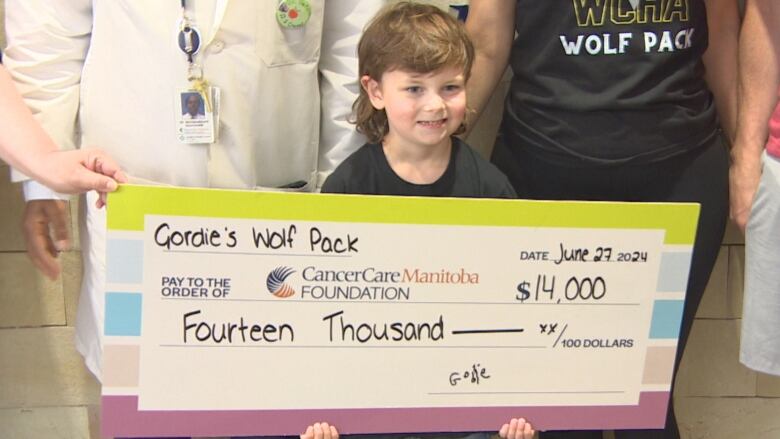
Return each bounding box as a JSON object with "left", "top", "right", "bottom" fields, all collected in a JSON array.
[{"left": 266, "top": 267, "right": 296, "bottom": 298}]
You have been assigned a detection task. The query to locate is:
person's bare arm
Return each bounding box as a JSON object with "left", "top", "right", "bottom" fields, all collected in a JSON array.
[
  {"left": 729, "top": 0, "right": 780, "bottom": 231},
  {"left": 464, "top": 0, "right": 516, "bottom": 129},
  {"left": 702, "top": 0, "right": 741, "bottom": 143}
]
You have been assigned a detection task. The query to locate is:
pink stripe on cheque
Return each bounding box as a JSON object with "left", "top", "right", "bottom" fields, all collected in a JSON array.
[
  {"left": 102, "top": 392, "right": 670, "bottom": 438},
  {"left": 102, "top": 345, "right": 141, "bottom": 387},
  {"left": 642, "top": 346, "right": 677, "bottom": 385}
]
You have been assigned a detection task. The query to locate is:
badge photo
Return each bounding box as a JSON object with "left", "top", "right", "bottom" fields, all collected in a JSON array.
[{"left": 175, "top": 89, "right": 216, "bottom": 144}]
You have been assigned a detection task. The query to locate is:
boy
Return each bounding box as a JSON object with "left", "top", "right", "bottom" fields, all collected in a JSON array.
[
  {"left": 317, "top": 3, "right": 532, "bottom": 439},
  {"left": 321, "top": 2, "right": 514, "bottom": 199}
]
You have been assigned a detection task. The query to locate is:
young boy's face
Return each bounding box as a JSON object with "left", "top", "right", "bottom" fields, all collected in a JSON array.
[{"left": 363, "top": 65, "right": 466, "bottom": 151}]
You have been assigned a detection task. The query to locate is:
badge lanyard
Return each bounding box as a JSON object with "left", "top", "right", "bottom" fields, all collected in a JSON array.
[
  {"left": 176, "top": 0, "right": 312, "bottom": 109},
  {"left": 177, "top": 0, "right": 228, "bottom": 111}
]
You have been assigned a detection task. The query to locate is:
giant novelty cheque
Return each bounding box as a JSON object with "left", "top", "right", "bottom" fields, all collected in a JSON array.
[{"left": 101, "top": 185, "right": 697, "bottom": 438}]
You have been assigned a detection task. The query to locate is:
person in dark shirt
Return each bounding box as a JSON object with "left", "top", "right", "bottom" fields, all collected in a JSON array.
[
  {"left": 465, "top": 1, "right": 739, "bottom": 439},
  {"left": 321, "top": 2, "right": 515, "bottom": 200},
  {"left": 317, "top": 3, "right": 530, "bottom": 439}
]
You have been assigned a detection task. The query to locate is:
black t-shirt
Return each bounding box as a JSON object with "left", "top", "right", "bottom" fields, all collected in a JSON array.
[
  {"left": 321, "top": 138, "right": 516, "bottom": 198},
  {"left": 503, "top": 0, "right": 718, "bottom": 165}
]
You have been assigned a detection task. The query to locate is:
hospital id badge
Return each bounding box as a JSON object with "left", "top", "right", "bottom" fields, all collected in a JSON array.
[{"left": 175, "top": 87, "right": 216, "bottom": 144}]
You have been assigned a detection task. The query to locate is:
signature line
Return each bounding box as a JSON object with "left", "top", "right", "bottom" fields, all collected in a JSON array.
[{"left": 428, "top": 390, "right": 626, "bottom": 395}]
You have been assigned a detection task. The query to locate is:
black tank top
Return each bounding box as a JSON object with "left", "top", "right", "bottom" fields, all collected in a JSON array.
[{"left": 503, "top": 0, "right": 718, "bottom": 165}]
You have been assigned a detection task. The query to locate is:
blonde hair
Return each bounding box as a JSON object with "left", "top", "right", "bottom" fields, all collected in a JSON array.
[{"left": 352, "top": 2, "right": 474, "bottom": 143}]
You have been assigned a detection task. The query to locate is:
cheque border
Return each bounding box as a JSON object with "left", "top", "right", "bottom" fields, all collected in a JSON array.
[{"left": 102, "top": 392, "right": 670, "bottom": 436}]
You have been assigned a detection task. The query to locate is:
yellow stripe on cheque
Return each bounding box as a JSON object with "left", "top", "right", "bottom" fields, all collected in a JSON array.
[{"left": 107, "top": 184, "right": 699, "bottom": 245}]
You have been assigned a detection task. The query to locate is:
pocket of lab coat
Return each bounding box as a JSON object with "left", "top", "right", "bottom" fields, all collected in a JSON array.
[{"left": 255, "top": 1, "right": 323, "bottom": 67}]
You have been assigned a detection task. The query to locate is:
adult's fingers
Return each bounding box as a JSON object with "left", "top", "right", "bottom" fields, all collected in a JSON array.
[
  {"left": 73, "top": 165, "right": 118, "bottom": 194},
  {"left": 96, "top": 191, "right": 108, "bottom": 209},
  {"left": 44, "top": 200, "right": 70, "bottom": 251},
  {"left": 22, "top": 200, "right": 68, "bottom": 280},
  {"left": 86, "top": 150, "right": 127, "bottom": 208},
  {"left": 93, "top": 152, "right": 128, "bottom": 184}
]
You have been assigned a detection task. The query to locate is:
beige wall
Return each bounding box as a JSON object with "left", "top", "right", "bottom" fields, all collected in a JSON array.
[{"left": 1, "top": 2, "right": 779, "bottom": 439}]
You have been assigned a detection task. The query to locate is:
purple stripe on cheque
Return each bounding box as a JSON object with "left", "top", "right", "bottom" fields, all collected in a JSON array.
[{"left": 102, "top": 392, "right": 669, "bottom": 437}]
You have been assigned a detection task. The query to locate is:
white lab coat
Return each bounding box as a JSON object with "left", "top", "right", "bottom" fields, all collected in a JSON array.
[{"left": 4, "top": 0, "right": 384, "bottom": 379}]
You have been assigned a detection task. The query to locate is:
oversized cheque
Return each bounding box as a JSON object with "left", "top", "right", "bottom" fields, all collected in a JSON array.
[{"left": 101, "top": 185, "right": 698, "bottom": 438}]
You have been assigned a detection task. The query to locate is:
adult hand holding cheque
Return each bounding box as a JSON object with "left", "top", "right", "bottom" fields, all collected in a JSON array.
[{"left": 101, "top": 185, "right": 698, "bottom": 438}]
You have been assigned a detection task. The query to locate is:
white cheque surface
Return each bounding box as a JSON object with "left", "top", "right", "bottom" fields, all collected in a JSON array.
[{"left": 130, "top": 215, "right": 664, "bottom": 411}]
